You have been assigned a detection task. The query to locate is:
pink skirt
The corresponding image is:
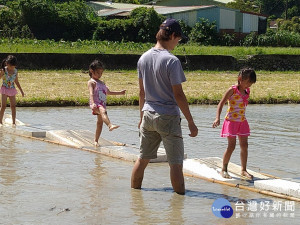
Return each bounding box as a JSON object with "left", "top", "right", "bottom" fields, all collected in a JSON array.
[
  {"left": 0, "top": 86, "right": 17, "bottom": 96},
  {"left": 90, "top": 104, "right": 106, "bottom": 115},
  {"left": 221, "top": 119, "right": 250, "bottom": 137}
]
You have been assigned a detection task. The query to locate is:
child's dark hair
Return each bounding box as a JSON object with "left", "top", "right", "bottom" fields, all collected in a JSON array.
[
  {"left": 89, "top": 59, "right": 104, "bottom": 77},
  {"left": 1, "top": 55, "right": 17, "bottom": 70},
  {"left": 238, "top": 68, "right": 256, "bottom": 84}
]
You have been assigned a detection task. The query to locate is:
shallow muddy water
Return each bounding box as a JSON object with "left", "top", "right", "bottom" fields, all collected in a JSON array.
[{"left": 0, "top": 105, "right": 299, "bottom": 224}]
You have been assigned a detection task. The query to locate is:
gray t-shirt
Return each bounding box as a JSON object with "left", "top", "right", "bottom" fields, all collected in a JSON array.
[{"left": 138, "top": 48, "right": 186, "bottom": 115}]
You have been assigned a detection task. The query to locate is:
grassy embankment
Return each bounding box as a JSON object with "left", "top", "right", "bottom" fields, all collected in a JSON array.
[
  {"left": 1, "top": 39, "right": 299, "bottom": 106},
  {"left": 15, "top": 70, "right": 300, "bottom": 107},
  {"left": 2, "top": 38, "right": 300, "bottom": 59}
]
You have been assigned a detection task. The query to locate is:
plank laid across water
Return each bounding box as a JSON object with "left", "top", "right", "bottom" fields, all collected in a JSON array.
[
  {"left": 183, "top": 157, "right": 300, "bottom": 202},
  {"left": 3, "top": 114, "right": 299, "bottom": 201},
  {"left": 1, "top": 114, "right": 186, "bottom": 163},
  {"left": 255, "top": 178, "right": 300, "bottom": 199}
]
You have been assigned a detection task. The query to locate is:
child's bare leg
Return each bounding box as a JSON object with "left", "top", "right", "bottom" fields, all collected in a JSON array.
[
  {"left": 220, "top": 137, "right": 236, "bottom": 179},
  {"left": 99, "top": 107, "right": 119, "bottom": 131},
  {"left": 9, "top": 96, "right": 16, "bottom": 125},
  {"left": 239, "top": 135, "right": 253, "bottom": 180},
  {"left": 0, "top": 95, "right": 7, "bottom": 124},
  {"left": 95, "top": 114, "right": 103, "bottom": 146}
]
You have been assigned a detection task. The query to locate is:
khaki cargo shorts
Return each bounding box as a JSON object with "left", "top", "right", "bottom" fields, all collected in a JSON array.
[{"left": 139, "top": 111, "right": 184, "bottom": 164}]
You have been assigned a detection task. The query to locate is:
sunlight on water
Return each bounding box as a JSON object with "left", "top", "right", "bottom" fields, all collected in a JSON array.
[{"left": 0, "top": 105, "right": 299, "bottom": 224}]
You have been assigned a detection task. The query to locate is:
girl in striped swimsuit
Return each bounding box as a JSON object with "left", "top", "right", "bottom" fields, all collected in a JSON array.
[{"left": 213, "top": 68, "right": 257, "bottom": 180}]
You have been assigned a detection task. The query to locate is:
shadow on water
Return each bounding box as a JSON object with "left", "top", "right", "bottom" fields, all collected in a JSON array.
[{"left": 141, "top": 187, "right": 273, "bottom": 204}]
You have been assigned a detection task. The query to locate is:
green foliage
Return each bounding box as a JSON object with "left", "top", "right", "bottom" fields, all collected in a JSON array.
[
  {"left": 189, "top": 19, "right": 218, "bottom": 45},
  {"left": 219, "top": 33, "right": 236, "bottom": 46},
  {"left": 277, "top": 17, "right": 300, "bottom": 33},
  {"left": 227, "top": 0, "right": 300, "bottom": 20},
  {"left": 55, "top": 0, "right": 96, "bottom": 41},
  {"left": 226, "top": 0, "right": 255, "bottom": 12},
  {"left": 0, "top": 24, "right": 33, "bottom": 38},
  {"left": 93, "top": 19, "right": 136, "bottom": 42},
  {"left": 16, "top": 0, "right": 57, "bottom": 39},
  {"left": 130, "top": 7, "right": 165, "bottom": 42},
  {"left": 178, "top": 20, "right": 191, "bottom": 43},
  {"left": 0, "top": 4, "right": 33, "bottom": 38},
  {"left": 93, "top": 7, "right": 164, "bottom": 43},
  {"left": 0, "top": 0, "right": 10, "bottom": 4},
  {"left": 243, "top": 30, "right": 300, "bottom": 47},
  {"left": 3, "top": 38, "right": 300, "bottom": 57},
  {"left": 2, "top": 0, "right": 300, "bottom": 47},
  {"left": 1, "top": 0, "right": 96, "bottom": 41},
  {"left": 0, "top": 5, "right": 20, "bottom": 29}
]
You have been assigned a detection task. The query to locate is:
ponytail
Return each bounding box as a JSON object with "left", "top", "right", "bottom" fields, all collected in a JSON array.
[
  {"left": 1, "top": 58, "right": 6, "bottom": 70},
  {"left": 1, "top": 55, "right": 17, "bottom": 70}
]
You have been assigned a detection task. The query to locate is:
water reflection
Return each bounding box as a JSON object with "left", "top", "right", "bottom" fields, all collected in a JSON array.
[
  {"left": 168, "top": 194, "right": 185, "bottom": 225},
  {"left": 131, "top": 190, "right": 155, "bottom": 224},
  {"left": 130, "top": 189, "right": 184, "bottom": 225},
  {"left": 0, "top": 105, "right": 299, "bottom": 224},
  {"left": 0, "top": 134, "right": 21, "bottom": 186}
]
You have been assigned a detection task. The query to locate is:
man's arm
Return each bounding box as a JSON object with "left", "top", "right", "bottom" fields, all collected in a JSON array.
[
  {"left": 172, "top": 84, "right": 198, "bottom": 137},
  {"left": 138, "top": 78, "right": 145, "bottom": 129}
]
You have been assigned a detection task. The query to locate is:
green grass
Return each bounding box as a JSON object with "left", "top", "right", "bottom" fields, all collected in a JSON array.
[
  {"left": 1, "top": 38, "right": 300, "bottom": 59},
  {"left": 9, "top": 69, "right": 300, "bottom": 107}
]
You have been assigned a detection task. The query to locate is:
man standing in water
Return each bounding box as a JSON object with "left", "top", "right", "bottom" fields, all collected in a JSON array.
[{"left": 131, "top": 18, "right": 198, "bottom": 195}]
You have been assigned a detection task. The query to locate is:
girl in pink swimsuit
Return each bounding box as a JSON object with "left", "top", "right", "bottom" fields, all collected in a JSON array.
[
  {"left": 212, "top": 68, "right": 256, "bottom": 180},
  {"left": 87, "top": 60, "right": 126, "bottom": 146},
  {"left": 0, "top": 55, "right": 25, "bottom": 126}
]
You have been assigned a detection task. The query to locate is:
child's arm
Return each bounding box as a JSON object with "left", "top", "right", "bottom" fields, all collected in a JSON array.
[
  {"left": 212, "top": 87, "right": 234, "bottom": 128},
  {"left": 107, "top": 88, "right": 126, "bottom": 95},
  {"left": 0, "top": 69, "right": 4, "bottom": 79},
  {"left": 14, "top": 74, "right": 25, "bottom": 97},
  {"left": 88, "top": 80, "right": 96, "bottom": 107}
]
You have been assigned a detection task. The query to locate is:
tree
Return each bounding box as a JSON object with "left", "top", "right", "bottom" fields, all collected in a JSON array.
[
  {"left": 0, "top": 3, "right": 33, "bottom": 38},
  {"left": 189, "top": 19, "right": 218, "bottom": 45},
  {"left": 0, "top": 0, "right": 10, "bottom": 4},
  {"left": 227, "top": 0, "right": 300, "bottom": 19},
  {"left": 93, "top": 7, "right": 164, "bottom": 42},
  {"left": 55, "top": 0, "right": 96, "bottom": 40},
  {"left": 14, "top": 0, "right": 96, "bottom": 40},
  {"left": 130, "top": 7, "right": 165, "bottom": 42},
  {"left": 226, "top": 0, "right": 257, "bottom": 12},
  {"left": 16, "top": 0, "right": 57, "bottom": 39}
]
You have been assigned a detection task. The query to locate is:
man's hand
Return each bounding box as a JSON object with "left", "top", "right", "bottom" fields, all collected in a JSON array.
[{"left": 188, "top": 121, "right": 198, "bottom": 137}]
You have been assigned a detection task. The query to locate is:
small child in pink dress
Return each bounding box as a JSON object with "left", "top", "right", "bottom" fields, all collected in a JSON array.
[
  {"left": 0, "top": 55, "right": 25, "bottom": 126},
  {"left": 212, "top": 68, "right": 256, "bottom": 180},
  {"left": 87, "top": 60, "right": 126, "bottom": 146}
]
